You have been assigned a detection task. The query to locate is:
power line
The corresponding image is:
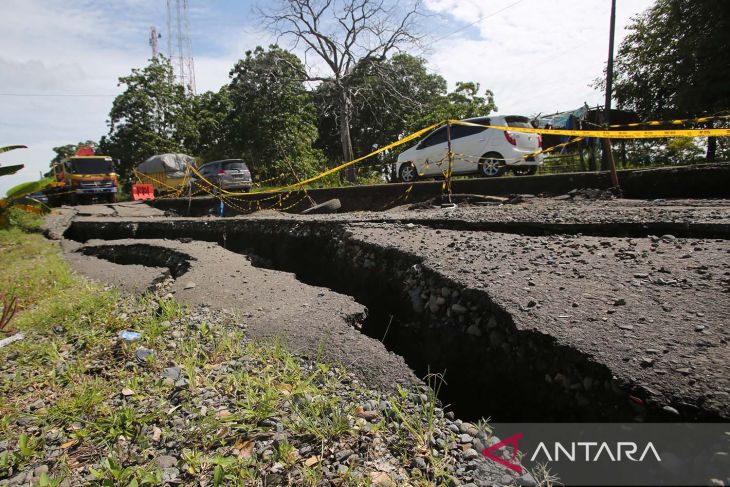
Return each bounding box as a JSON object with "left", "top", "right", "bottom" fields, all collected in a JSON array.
[
  {"left": 433, "top": 0, "right": 526, "bottom": 43},
  {"left": 0, "top": 93, "right": 117, "bottom": 97}
]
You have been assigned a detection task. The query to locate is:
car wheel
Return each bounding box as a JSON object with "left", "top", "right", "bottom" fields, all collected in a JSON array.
[
  {"left": 478, "top": 152, "right": 505, "bottom": 177},
  {"left": 399, "top": 163, "right": 418, "bottom": 183},
  {"left": 513, "top": 166, "right": 538, "bottom": 176}
]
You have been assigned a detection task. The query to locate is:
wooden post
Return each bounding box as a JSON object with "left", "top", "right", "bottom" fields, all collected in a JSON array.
[
  {"left": 444, "top": 122, "right": 455, "bottom": 205},
  {"left": 603, "top": 138, "right": 620, "bottom": 188}
]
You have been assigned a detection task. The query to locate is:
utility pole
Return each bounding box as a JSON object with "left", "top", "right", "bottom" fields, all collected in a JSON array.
[{"left": 603, "top": 0, "right": 620, "bottom": 189}]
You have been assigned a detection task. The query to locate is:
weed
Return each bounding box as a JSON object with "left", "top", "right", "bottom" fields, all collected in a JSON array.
[
  {"left": 0, "top": 449, "right": 17, "bottom": 477},
  {"left": 0, "top": 292, "right": 18, "bottom": 335},
  {"left": 47, "top": 378, "right": 111, "bottom": 424},
  {"left": 288, "top": 393, "right": 351, "bottom": 442},
  {"left": 389, "top": 373, "right": 444, "bottom": 452},
  {"left": 90, "top": 456, "right": 162, "bottom": 486},
  {"left": 301, "top": 464, "right": 324, "bottom": 486},
  {"left": 5, "top": 208, "right": 43, "bottom": 232},
  {"left": 0, "top": 229, "right": 74, "bottom": 307},
  {"left": 528, "top": 461, "right": 561, "bottom": 487},
  {"left": 210, "top": 331, "right": 242, "bottom": 364},
  {"left": 157, "top": 296, "right": 185, "bottom": 321},
  {"left": 273, "top": 437, "right": 296, "bottom": 465},
  {"left": 36, "top": 472, "right": 65, "bottom": 487},
  {"left": 95, "top": 406, "right": 144, "bottom": 444},
  {"left": 0, "top": 415, "right": 11, "bottom": 434},
  {"left": 18, "top": 434, "right": 38, "bottom": 459},
  {"left": 231, "top": 371, "right": 280, "bottom": 426},
  {"left": 181, "top": 449, "right": 204, "bottom": 476}
]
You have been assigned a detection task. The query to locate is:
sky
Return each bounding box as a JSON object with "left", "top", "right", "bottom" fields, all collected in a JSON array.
[{"left": 0, "top": 0, "right": 654, "bottom": 195}]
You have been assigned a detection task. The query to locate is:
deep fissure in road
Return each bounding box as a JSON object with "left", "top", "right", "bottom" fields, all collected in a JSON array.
[
  {"left": 66, "top": 219, "right": 691, "bottom": 422},
  {"left": 222, "top": 226, "right": 651, "bottom": 422},
  {"left": 81, "top": 244, "right": 193, "bottom": 278}
]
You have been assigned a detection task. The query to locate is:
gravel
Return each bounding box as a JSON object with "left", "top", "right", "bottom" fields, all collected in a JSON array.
[{"left": 0, "top": 277, "right": 529, "bottom": 486}]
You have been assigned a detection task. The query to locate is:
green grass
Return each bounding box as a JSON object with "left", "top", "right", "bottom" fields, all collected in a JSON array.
[{"left": 0, "top": 218, "right": 463, "bottom": 486}]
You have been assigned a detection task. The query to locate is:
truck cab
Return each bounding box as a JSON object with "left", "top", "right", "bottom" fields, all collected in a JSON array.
[
  {"left": 65, "top": 156, "right": 119, "bottom": 203},
  {"left": 47, "top": 151, "right": 119, "bottom": 205}
]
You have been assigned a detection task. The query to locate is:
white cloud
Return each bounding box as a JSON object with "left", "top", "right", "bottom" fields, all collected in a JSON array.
[
  {"left": 423, "top": 0, "right": 654, "bottom": 116},
  {"left": 1, "top": 0, "right": 655, "bottom": 195}
]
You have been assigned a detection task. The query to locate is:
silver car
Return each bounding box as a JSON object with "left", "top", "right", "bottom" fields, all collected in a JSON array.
[{"left": 193, "top": 159, "right": 252, "bottom": 193}]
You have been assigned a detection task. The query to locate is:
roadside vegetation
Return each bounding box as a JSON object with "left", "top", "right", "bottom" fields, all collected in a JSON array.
[{"left": 0, "top": 215, "right": 512, "bottom": 486}]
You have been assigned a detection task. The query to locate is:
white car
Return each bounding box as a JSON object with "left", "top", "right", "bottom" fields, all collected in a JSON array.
[{"left": 396, "top": 115, "right": 543, "bottom": 182}]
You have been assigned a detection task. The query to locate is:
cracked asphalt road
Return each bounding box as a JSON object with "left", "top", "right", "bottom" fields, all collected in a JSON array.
[
  {"left": 47, "top": 198, "right": 730, "bottom": 420},
  {"left": 60, "top": 234, "right": 419, "bottom": 393},
  {"left": 345, "top": 222, "right": 730, "bottom": 418}
]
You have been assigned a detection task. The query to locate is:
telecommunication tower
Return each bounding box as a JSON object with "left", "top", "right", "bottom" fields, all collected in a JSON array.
[
  {"left": 166, "top": 0, "right": 196, "bottom": 94},
  {"left": 149, "top": 27, "right": 161, "bottom": 58}
]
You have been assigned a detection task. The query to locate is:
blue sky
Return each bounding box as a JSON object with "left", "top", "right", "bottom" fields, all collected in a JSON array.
[{"left": 0, "top": 0, "right": 654, "bottom": 195}]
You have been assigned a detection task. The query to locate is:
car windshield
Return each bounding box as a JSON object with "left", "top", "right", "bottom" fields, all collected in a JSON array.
[
  {"left": 69, "top": 158, "right": 113, "bottom": 174},
  {"left": 505, "top": 116, "right": 532, "bottom": 129},
  {"left": 223, "top": 161, "right": 248, "bottom": 171}
]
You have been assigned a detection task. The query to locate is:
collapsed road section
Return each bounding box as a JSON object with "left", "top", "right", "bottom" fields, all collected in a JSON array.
[
  {"left": 62, "top": 203, "right": 730, "bottom": 423},
  {"left": 60, "top": 236, "right": 419, "bottom": 394}
]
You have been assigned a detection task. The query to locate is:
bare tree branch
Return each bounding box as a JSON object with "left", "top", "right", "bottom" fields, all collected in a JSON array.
[{"left": 259, "top": 0, "right": 424, "bottom": 179}]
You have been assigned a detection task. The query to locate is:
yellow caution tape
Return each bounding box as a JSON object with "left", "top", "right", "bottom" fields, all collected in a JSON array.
[
  {"left": 161, "top": 111, "right": 728, "bottom": 207},
  {"left": 269, "top": 121, "right": 443, "bottom": 193},
  {"left": 609, "top": 113, "right": 730, "bottom": 129},
  {"left": 187, "top": 121, "right": 443, "bottom": 197},
  {"left": 448, "top": 119, "right": 730, "bottom": 139},
  {"left": 528, "top": 136, "right": 586, "bottom": 159},
  {"left": 133, "top": 168, "right": 181, "bottom": 195}
]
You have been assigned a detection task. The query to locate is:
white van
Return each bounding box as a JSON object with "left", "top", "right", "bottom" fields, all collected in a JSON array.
[{"left": 396, "top": 115, "right": 543, "bottom": 181}]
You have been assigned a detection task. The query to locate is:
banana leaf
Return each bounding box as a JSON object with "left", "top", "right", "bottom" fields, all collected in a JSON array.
[
  {"left": 0, "top": 164, "right": 24, "bottom": 176},
  {"left": 5, "top": 178, "right": 52, "bottom": 199},
  {"left": 0, "top": 145, "right": 27, "bottom": 155}
]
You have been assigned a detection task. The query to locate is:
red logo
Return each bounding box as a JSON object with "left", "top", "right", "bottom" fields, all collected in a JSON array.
[{"left": 481, "top": 432, "right": 523, "bottom": 474}]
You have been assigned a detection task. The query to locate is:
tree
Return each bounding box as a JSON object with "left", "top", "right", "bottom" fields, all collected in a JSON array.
[
  {"left": 315, "top": 54, "right": 496, "bottom": 172},
  {"left": 314, "top": 53, "right": 444, "bottom": 161},
  {"left": 99, "top": 57, "right": 196, "bottom": 178},
  {"left": 612, "top": 0, "right": 730, "bottom": 160},
  {"left": 50, "top": 140, "right": 98, "bottom": 167},
  {"left": 261, "top": 0, "right": 423, "bottom": 181},
  {"left": 188, "top": 88, "right": 233, "bottom": 162},
  {"left": 418, "top": 82, "right": 497, "bottom": 126},
  {"left": 226, "top": 46, "right": 325, "bottom": 184}
]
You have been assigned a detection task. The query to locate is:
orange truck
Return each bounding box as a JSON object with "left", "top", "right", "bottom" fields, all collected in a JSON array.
[{"left": 46, "top": 146, "right": 119, "bottom": 205}]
